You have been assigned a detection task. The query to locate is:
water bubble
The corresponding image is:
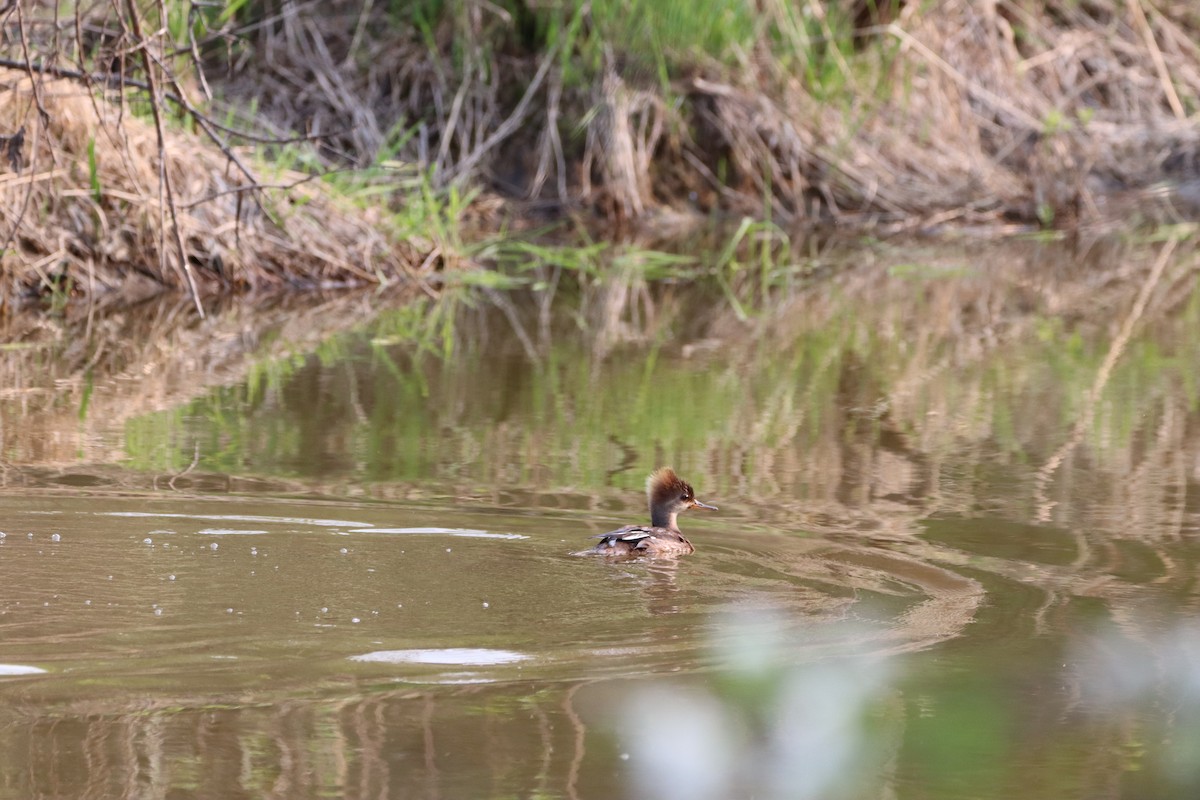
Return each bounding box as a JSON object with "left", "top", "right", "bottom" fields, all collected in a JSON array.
[
  {"left": 226, "top": 608, "right": 234, "bottom": 614},
  {"left": 0, "top": 532, "right": 6, "bottom": 539},
  {"left": 84, "top": 600, "right": 92, "bottom": 606},
  {"left": 339, "top": 547, "right": 349, "bottom": 554},
  {"left": 210, "top": 542, "right": 219, "bottom": 551},
  {"left": 352, "top": 618, "right": 361, "bottom": 624},
  {"left": 250, "top": 547, "right": 258, "bottom": 556},
  {"left": 446, "top": 548, "right": 452, "bottom": 553},
  {"left": 168, "top": 575, "right": 176, "bottom": 581},
  {"left": 482, "top": 602, "right": 490, "bottom": 608},
  {"left": 154, "top": 608, "right": 163, "bottom": 616},
  {"left": 321, "top": 607, "right": 329, "bottom": 614},
  {"left": 143, "top": 538, "right": 153, "bottom": 545},
  {"left": 27, "top": 533, "right": 33, "bottom": 539},
  {"left": 50, "top": 533, "right": 61, "bottom": 542}
]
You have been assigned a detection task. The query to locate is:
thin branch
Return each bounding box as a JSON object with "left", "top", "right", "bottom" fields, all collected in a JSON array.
[
  {"left": 124, "top": 0, "right": 204, "bottom": 317},
  {"left": 1126, "top": 0, "right": 1185, "bottom": 120},
  {"left": 0, "top": 57, "right": 347, "bottom": 146},
  {"left": 177, "top": 169, "right": 342, "bottom": 209},
  {"left": 886, "top": 22, "right": 1042, "bottom": 131},
  {"left": 0, "top": 4, "right": 48, "bottom": 283},
  {"left": 443, "top": 42, "right": 559, "bottom": 185}
]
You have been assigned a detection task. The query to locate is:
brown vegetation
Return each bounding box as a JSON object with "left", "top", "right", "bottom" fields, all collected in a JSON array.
[
  {"left": 0, "top": 69, "right": 427, "bottom": 312},
  {"left": 221, "top": 0, "right": 1200, "bottom": 228},
  {"left": 2, "top": 1, "right": 1200, "bottom": 310}
]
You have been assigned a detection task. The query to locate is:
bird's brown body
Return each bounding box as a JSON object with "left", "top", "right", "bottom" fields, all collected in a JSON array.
[{"left": 586, "top": 468, "right": 717, "bottom": 557}]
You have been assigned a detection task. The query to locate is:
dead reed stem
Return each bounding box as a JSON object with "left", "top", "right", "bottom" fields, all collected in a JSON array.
[{"left": 219, "top": 0, "right": 1195, "bottom": 228}]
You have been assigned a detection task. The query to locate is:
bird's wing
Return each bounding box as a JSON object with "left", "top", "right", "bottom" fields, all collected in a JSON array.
[{"left": 591, "top": 525, "right": 652, "bottom": 541}]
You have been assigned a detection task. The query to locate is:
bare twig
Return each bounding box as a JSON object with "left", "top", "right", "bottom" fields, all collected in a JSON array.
[
  {"left": 124, "top": 0, "right": 204, "bottom": 316},
  {"left": 0, "top": 4, "right": 48, "bottom": 285},
  {"left": 177, "top": 170, "right": 346, "bottom": 209},
  {"left": 886, "top": 22, "right": 1042, "bottom": 130},
  {"left": 0, "top": 58, "right": 345, "bottom": 146},
  {"left": 1126, "top": 0, "right": 1186, "bottom": 119},
  {"left": 443, "top": 43, "right": 559, "bottom": 185}
]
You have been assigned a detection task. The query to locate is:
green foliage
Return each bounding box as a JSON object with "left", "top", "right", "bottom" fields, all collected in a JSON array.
[
  {"left": 216, "top": 0, "right": 254, "bottom": 26},
  {"left": 589, "top": 0, "right": 759, "bottom": 63},
  {"left": 78, "top": 372, "right": 94, "bottom": 422},
  {"left": 86, "top": 137, "right": 102, "bottom": 203},
  {"left": 1036, "top": 201, "right": 1055, "bottom": 227}
]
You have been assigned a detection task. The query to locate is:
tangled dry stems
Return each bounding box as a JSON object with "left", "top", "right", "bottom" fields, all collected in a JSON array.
[
  {"left": 3, "top": 0, "right": 1200, "bottom": 309},
  {"left": 684, "top": 1, "right": 1200, "bottom": 227},
  {"left": 222, "top": 0, "right": 1200, "bottom": 227},
  {"left": 0, "top": 68, "right": 425, "bottom": 308}
]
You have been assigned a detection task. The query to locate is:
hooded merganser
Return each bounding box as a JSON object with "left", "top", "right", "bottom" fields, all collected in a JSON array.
[{"left": 586, "top": 468, "right": 718, "bottom": 557}]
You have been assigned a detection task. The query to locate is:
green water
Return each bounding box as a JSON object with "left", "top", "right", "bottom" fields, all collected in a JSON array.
[{"left": 1, "top": 239, "right": 1199, "bottom": 799}]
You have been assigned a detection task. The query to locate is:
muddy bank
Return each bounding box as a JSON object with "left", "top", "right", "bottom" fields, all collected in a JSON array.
[{"left": 2, "top": 1, "right": 1200, "bottom": 309}]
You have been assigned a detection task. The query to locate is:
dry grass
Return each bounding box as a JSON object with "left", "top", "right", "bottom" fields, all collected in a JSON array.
[
  {"left": 679, "top": 0, "right": 1200, "bottom": 227},
  {"left": 4, "top": 0, "right": 1200, "bottom": 312},
  {"left": 0, "top": 68, "right": 425, "bottom": 310},
  {"left": 212, "top": 0, "right": 1200, "bottom": 230}
]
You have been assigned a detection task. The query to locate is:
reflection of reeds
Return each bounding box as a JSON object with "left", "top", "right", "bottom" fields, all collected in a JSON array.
[
  {"left": 4, "top": 237, "right": 1199, "bottom": 554},
  {"left": 447, "top": 238, "right": 1200, "bottom": 541},
  {"left": 0, "top": 683, "right": 590, "bottom": 799},
  {"left": 2, "top": 580, "right": 1179, "bottom": 798},
  {"left": 1034, "top": 238, "right": 1179, "bottom": 520},
  {"left": 0, "top": 288, "right": 422, "bottom": 470}
]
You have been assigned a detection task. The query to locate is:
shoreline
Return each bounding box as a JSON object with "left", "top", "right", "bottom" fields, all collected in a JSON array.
[{"left": 2, "top": 1, "right": 1199, "bottom": 310}]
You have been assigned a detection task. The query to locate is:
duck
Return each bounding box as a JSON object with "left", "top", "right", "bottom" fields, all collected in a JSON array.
[{"left": 585, "top": 467, "right": 717, "bottom": 557}]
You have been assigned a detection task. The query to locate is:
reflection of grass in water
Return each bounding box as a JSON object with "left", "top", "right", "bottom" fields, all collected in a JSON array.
[
  {"left": 145, "top": 297, "right": 1184, "bottom": 483},
  {"left": 479, "top": 217, "right": 790, "bottom": 314},
  {"left": 122, "top": 243, "right": 1200, "bottom": 540},
  {"left": 123, "top": 295, "right": 463, "bottom": 475}
]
